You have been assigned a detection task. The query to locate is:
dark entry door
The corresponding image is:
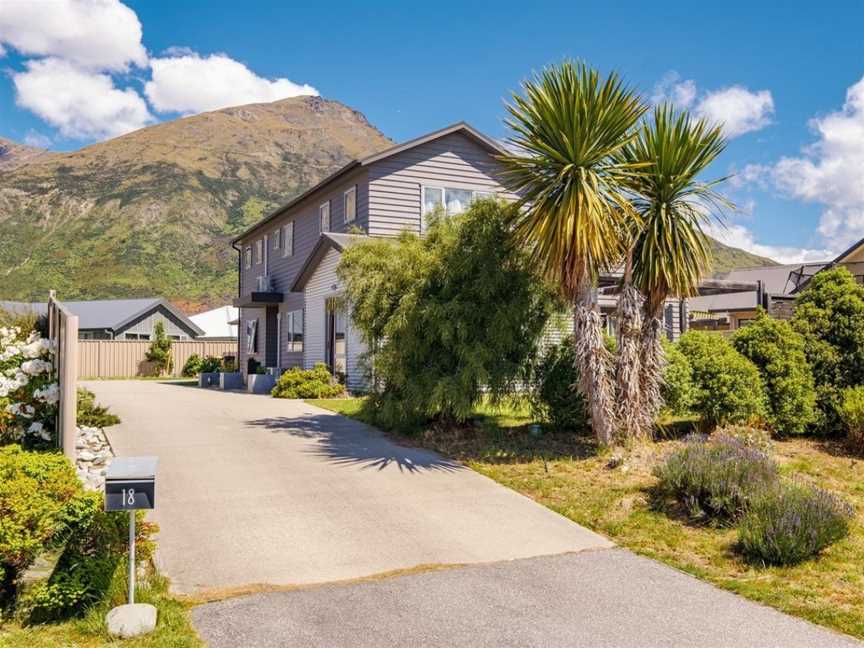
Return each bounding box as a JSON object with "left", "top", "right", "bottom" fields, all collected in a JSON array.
[{"left": 325, "top": 303, "right": 346, "bottom": 378}]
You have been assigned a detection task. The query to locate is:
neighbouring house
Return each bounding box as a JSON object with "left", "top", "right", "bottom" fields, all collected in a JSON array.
[
  {"left": 189, "top": 305, "right": 239, "bottom": 340},
  {"left": 0, "top": 298, "right": 203, "bottom": 340},
  {"left": 231, "top": 122, "right": 690, "bottom": 390},
  {"left": 688, "top": 237, "right": 864, "bottom": 330}
]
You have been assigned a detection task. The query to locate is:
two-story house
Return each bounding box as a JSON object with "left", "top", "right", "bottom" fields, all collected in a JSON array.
[{"left": 232, "top": 122, "right": 685, "bottom": 390}]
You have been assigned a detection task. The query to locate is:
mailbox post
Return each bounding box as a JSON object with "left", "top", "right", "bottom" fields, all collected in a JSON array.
[{"left": 104, "top": 457, "right": 158, "bottom": 638}]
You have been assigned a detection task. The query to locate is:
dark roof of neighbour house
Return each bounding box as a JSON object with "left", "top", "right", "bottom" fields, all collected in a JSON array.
[
  {"left": 688, "top": 263, "right": 829, "bottom": 313},
  {"left": 0, "top": 298, "right": 204, "bottom": 336},
  {"left": 232, "top": 122, "right": 510, "bottom": 245},
  {"left": 789, "top": 237, "right": 864, "bottom": 293},
  {"left": 291, "top": 232, "right": 369, "bottom": 291}
]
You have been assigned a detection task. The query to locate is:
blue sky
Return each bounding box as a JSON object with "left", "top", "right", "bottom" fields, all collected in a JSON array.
[{"left": 1, "top": 0, "right": 862, "bottom": 262}]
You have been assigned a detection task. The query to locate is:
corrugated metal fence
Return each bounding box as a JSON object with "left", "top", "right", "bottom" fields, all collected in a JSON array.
[{"left": 78, "top": 340, "right": 237, "bottom": 378}]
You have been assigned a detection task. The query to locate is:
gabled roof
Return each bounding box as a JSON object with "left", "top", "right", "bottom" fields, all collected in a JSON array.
[
  {"left": 1, "top": 298, "right": 204, "bottom": 336},
  {"left": 233, "top": 122, "right": 508, "bottom": 244},
  {"left": 291, "top": 232, "right": 368, "bottom": 291},
  {"left": 790, "top": 236, "right": 864, "bottom": 293}
]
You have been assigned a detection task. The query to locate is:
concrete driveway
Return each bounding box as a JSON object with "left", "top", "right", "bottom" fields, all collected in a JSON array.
[{"left": 84, "top": 380, "right": 611, "bottom": 595}]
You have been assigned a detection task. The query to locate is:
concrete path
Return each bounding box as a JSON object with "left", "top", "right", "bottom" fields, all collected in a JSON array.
[
  {"left": 192, "top": 550, "right": 860, "bottom": 648},
  {"left": 84, "top": 380, "right": 610, "bottom": 595}
]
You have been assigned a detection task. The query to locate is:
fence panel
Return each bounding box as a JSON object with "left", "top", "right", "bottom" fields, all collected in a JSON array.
[{"left": 78, "top": 340, "right": 237, "bottom": 379}]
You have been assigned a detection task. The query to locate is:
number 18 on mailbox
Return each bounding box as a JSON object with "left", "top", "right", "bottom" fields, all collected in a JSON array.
[{"left": 105, "top": 457, "right": 157, "bottom": 511}]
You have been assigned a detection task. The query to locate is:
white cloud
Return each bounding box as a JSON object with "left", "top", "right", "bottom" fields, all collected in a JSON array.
[
  {"left": 23, "top": 130, "right": 52, "bottom": 148},
  {"left": 13, "top": 58, "right": 153, "bottom": 139},
  {"left": 695, "top": 86, "right": 774, "bottom": 138},
  {"left": 770, "top": 75, "right": 864, "bottom": 251},
  {"left": 145, "top": 53, "right": 318, "bottom": 114},
  {"left": 0, "top": 0, "right": 147, "bottom": 70},
  {"left": 650, "top": 71, "right": 774, "bottom": 139},
  {"left": 705, "top": 221, "right": 834, "bottom": 264},
  {"left": 651, "top": 71, "right": 696, "bottom": 108}
]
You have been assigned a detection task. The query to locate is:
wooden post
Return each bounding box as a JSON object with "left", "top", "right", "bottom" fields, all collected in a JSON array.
[{"left": 60, "top": 312, "right": 79, "bottom": 460}]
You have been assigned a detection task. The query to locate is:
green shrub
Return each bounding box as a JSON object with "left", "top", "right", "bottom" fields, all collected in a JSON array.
[
  {"left": 272, "top": 364, "right": 345, "bottom": 399},
  {"left": 144, "top": 321, "right": 173, "bottom": 375},
  {"left": 792, "top": 267, "right": 864, "bottom": 432},
  {"left": 732, "top": 312, "right": 818, "bottom": 434},
  {"left": 181, "top": 353, "right": 203, "bottom": 377},
  {"left": 676, "top": 331, "right": 766, "bottom": 428},
  {"left": 661, "top": 340, "right": 695, "bottom": 416},
  {"left": 653, "top": 433, "right": 778, "bottom": 521},
  {"left": 338, "top": 199, "right": 558, "bottom": 427},
  {"left": 16, "top": 493, "right": 158, "bottom": 623},
  {"left": 529, "top": 336, "right": 589, "bottom": 433},
  {"left": 76, "top": 388, "right": 120, "bottom": 428},
  {"left": 200, "top": 355, "right": 222, "bottom": 374},
  {"left": 738, "top": 482, "right": 853, "bottom": 565},
  {"left": 838, "top": 386, "right": 864, "bottom": 452},
  {"left": 0, "top": 446, "right": 89, "bottom": 602}
]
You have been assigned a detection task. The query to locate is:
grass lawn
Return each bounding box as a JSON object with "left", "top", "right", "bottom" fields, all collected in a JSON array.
[{"left": 310, "top": 397, "right": 864, "bottom": 640}]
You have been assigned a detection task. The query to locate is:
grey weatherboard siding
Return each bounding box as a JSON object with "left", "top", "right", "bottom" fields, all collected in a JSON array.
[{"left": 234, "top": 125, "right": 688, "bottom": 380}]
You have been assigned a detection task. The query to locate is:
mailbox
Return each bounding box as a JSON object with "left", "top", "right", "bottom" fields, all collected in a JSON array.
[{"left": 105, "top": 456, "right": 158, "bottom": 511}]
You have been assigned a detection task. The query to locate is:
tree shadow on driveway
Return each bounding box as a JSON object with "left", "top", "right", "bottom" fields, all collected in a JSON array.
[{"left": 245, "top": 413, "right": 464, "bottom": 474}]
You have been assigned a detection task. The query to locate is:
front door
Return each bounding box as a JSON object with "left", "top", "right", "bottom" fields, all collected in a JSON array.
[{"left": 325, "top": 301, "right": 346, "bottom": 379}]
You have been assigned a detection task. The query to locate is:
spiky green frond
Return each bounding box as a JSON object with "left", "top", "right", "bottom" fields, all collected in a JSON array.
[
  {"left": 619, "top": 104, "right": 731, "bottom": 314},
  {"left": 498, "top": 61, "right": 648, "bottom": 297}
]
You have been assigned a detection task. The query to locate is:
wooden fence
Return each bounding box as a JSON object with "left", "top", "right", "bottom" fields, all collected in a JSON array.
[
  {"left": 48, "top": 292, "right": 78, "bottom": 460},
  {"left": 78, "top": 340, "right": 237, "bottom": 379}
]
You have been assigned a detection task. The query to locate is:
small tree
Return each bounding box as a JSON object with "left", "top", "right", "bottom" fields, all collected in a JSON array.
[
  {"left": 338, "top": 199, "right": 559, "bottom": 428},
  {"left": 145, "top": 321, "right": 173, "bottom": 376},
  {"left": 791, "top": 267, "right": 864, "bottom": 432},
  {"left": 732, "top": 312, "right": 818, "bottom": 435}
]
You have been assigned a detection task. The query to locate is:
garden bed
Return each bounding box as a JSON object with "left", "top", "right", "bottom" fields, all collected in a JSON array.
[{"left": 310, "top": 397, "right": 864, "bottom": 639}]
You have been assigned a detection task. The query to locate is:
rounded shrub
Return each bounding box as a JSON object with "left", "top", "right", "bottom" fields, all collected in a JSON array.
[
  {"left": 271, "top": 363, "right": 345, "bottom": 399},
  {"left": 76, "top": 388, "right": 120, "bottom": 428},
  {"left": 660, "top": 340, "right": 695, "bottom": 416},
  {"left": 838, "top": 385, "right": 864, "bottom": 452},
  {"left": 738, "top": 482, "right": 853, "bottom": 565},
  {"left": 529, "top": 337, "right": 589, "bottom": 433},
  {"left": 181, "top": 353, "right": 203, "bottom": 377},
  {"left": 0, "top": 446, "right": 89, "bottom": 600},
  {"left": 732, "top": 312, "right": 818, "bottom": 435},
  {"left": 676, "top": 331, "right": 766, "bottom": 428},
  {"left": 653, "top": 433, "right": 778, "bottom": 521}
]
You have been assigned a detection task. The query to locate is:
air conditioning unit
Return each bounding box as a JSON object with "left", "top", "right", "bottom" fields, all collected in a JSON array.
[{"left": 256, "top": 275, "right": 273, "bottom": 292}]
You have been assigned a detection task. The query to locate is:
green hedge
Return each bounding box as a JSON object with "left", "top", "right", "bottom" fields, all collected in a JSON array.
[{"left": 272, "top": 364, "right": 344, "bottom": 399}]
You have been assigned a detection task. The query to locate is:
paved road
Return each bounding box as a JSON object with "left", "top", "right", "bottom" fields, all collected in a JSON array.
[
  {"left": 193, "top": 550, "right": 861, "bottom": 648},
  {"left": 85, "top": 380, "right": 610, "bottom": 595}
]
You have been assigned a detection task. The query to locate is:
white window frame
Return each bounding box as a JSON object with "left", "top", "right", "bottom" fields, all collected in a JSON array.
[
  {"left": 319, "top": 201, "right": 331, "bottom": 233},
  {"left": 287, "top": 309, "right": 304, "bottom": 352},
  {"left": 255, "top": 239, "right": 263, "bottom": 265},
  {"left": 273, "top": 227, "right": 281, "bottom": 250},
  {"left": 244, "top": 246, "right": 252, "bottom": 269},
  {"left": 282, "top": 221, "right": 294, "bottom": 257},
  {"left": 344, "top": 186, "right": 357, "bottom": 223},
  {"left": 420, "top": 185, "right": 494, "bottom": 230}
]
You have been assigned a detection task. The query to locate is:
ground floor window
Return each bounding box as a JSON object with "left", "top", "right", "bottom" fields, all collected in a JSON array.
[
  {"left": 287, "top": 309, "right": 303, "bottom": 352},
  {"left": 325, "top": 300, "right": 346, "bottom": 377},
  {"left": 246, "top": 318, "right": 258, "bottom": 353}
]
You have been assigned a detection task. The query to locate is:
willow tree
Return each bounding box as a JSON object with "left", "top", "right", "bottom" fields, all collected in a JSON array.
[
  {"left": 618, "top": 105, "right": 729, "bottom": 433},
  {"left": 498, "top": 61, "right": 647, "bottom": 444}
]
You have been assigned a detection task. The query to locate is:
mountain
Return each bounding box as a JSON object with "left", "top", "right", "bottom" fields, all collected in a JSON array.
[
  {"left": 708, "top": 238, "right": 776, "bottom": 274},
  {"left": 0, "top": 98, "right": 774, "bottom": 307},
  {"left": 0, "top": 96, "right": 391, "bottom": 309},
  {"left": 0, "top": 137, "right": 51, "bottom": 171}
]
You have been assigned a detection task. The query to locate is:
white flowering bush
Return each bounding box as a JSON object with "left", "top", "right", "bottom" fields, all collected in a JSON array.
[{"left": 0, "top": 325, "right": 57, "bottom": 447}]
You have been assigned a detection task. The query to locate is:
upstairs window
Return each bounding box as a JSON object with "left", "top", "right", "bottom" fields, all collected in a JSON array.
[
  {"left": 255, "top": 239, "right": 263, "bottom": 264},
  {"left": 319, "top": 201, "right": 331, "bottom": 233},
  {"left": 422, "top": 186, "right": 494, "bottom": 217},
  {"left": 283, "top": 221, "right": 294, "bottom": 257},
  {"left": 344, "top": 186, "right": 357, "bottom": 223},
  {"left": 244, "top": 246, "right": 252, "bottom": 269},
  {"left": 273, "top": 227, "right": 281, "bottom": 250}
]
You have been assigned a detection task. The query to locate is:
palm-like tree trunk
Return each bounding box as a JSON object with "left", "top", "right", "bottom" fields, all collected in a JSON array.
[
  {"left": 638, "top": 307, "right": 666, "bottom": 435},
  {"left": 615, "top": 254, "right": 645, "bottom": 440},
  {"left": 573, "top": 278, "right": 616, "bottom": 445}
]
